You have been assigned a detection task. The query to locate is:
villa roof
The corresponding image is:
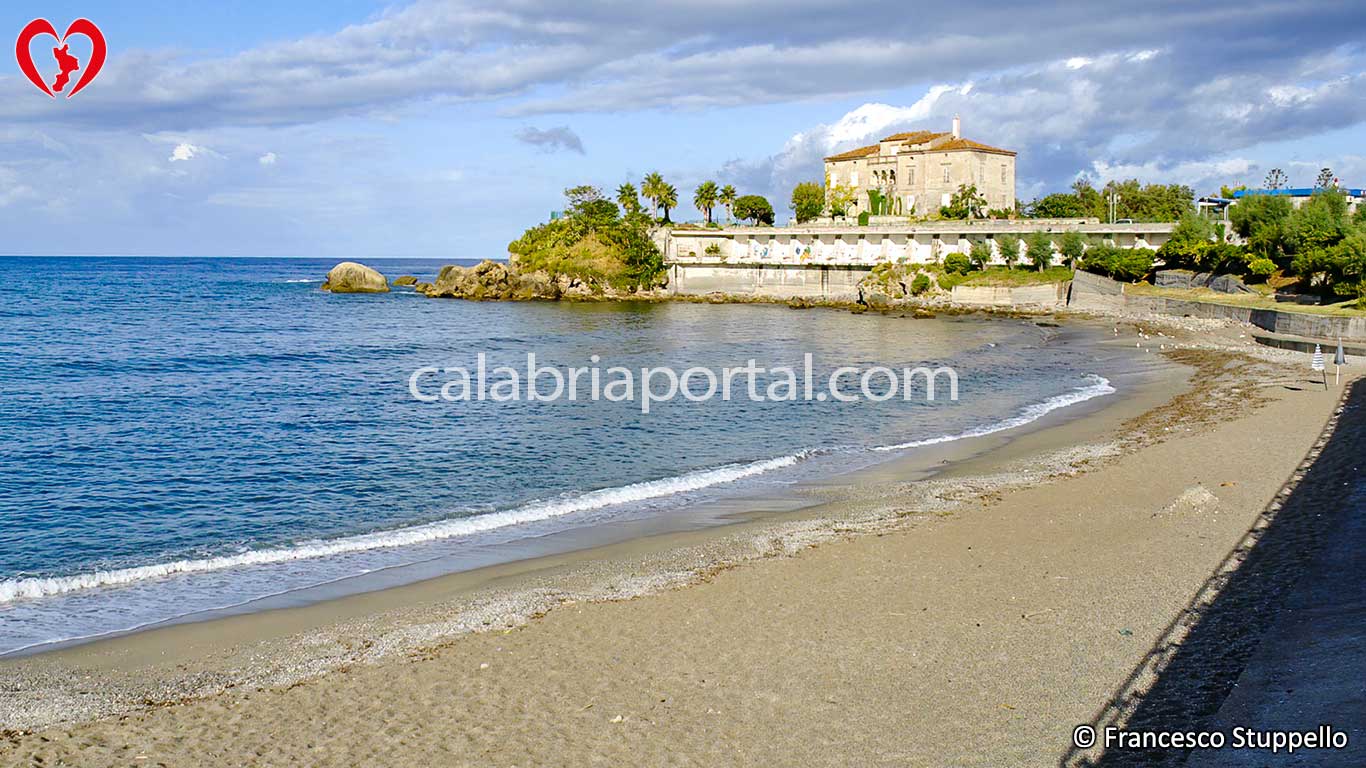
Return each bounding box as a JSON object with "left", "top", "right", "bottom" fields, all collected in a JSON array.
[
  {"left": 928, "top": 137, "right": 1016, "bottom": 156},
  {"left": 880, "top": 130, "right": 948, "bottom": 144},
  {"left": 823, "top": 144, "right": 879, "bottom": 162},
  {"left": 824, "top": 133, "right": 1015, "bottom": 162}
]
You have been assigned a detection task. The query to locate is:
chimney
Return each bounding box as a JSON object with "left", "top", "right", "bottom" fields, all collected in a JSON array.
[{"left": 952, "top": 114, "right": 961, "bottom": 139}]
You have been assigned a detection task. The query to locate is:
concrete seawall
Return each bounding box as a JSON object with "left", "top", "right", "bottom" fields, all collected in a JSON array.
[
  {"left": 1068, "top": 271, "right": 1366, "bottom": 341},
  {"left": 666, "top": 262, "right": 869, "bottom": 301}
]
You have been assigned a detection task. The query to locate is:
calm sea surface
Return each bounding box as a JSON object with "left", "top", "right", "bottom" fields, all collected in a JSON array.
[{"left": 0, "top": 256, "right": 1143, "bottom": 653}]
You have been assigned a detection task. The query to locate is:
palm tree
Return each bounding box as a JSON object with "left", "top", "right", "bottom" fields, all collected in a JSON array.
[
  {"left": 658, "top": 183, "right": 679, "bottom": 223},
  {"left": 616, "top": 182, "right": 640, "bottom": 214},
  {"left": 641, "top": 172, "right": 666, "bottom": 219},
  {"left": 719, "top": 184, "right": 737, "bottom": 223},
  {"left": 694, "top": 181, "right": 719, "bottom": 224}
]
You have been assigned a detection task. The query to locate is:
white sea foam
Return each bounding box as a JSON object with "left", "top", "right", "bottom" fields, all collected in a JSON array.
[
  {"left": 0, "top": 375, "right": 1115, "bottom": 605},
  {"left": 873, "top": 374, "right": 1115, "bottom": 451},
  {"left": 0, "top": 452, "right": 811, "bottom": 604},
  {"left": 281, "top": 278, "right": 317, "bottom": 283}
]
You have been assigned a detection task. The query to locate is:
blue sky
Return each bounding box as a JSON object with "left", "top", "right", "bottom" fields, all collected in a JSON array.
[{"left": 2, "top": 1, "right": 1365, "bottom": 258}]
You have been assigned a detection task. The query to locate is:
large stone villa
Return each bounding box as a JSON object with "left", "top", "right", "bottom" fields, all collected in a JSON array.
[
  {"left": 657, "top": 116, "right": 1175, "bottom": 303},
  {"left": 823, "top": 116, "right": 1017, "bottom": 215}
]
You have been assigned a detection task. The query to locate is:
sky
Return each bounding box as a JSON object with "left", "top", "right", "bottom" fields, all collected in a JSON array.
[{"left": 1, "top": 1, "right": 1364, "bottom": 258}]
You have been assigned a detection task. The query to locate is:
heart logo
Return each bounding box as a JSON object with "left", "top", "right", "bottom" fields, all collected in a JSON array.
[{"left": 15, "top": 18, "right": 106, "bottom": 98}]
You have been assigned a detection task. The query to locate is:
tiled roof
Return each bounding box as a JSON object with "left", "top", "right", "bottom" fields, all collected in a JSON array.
[
  {"left": 823, "top": 144, "right": 879, "bottom": 162},
  {"left": 825, "top": 133, "right": 1015, "bottom": 163},
  {"left": 927, "top": 137, "right": 1016, "bottom": 156},
  {"left": 880, "top": 130, "right": 949, "bottom": 144}
]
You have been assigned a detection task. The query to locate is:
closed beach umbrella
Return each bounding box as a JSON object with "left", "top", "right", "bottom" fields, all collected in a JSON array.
[{"left": 1334, "top": 339, "right": 1347, "bottom": 385}]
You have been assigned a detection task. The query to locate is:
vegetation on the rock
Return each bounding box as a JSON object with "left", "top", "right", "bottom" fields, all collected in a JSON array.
[{"left": 507, "top": 185, "right": 665, "bottom": 289}]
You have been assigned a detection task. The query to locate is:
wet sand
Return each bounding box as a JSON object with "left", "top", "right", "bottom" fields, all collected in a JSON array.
[{"left": 1, "top": 325, "right": 1354, "bottom": 766}]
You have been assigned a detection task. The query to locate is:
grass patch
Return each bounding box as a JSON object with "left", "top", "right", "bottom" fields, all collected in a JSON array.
[{"left": 957, "top": 266, "right": 1074, "bottom": 287}]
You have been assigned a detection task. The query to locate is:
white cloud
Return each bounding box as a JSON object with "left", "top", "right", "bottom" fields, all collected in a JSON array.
[
  {"left": 258, "top": 152, "right": 278, "bottom": 166},
  {"left": 169, "top": 142, "right": 208, "bottom": 162}
]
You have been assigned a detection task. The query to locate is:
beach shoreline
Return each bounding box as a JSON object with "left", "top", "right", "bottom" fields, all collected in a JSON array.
[{"left": 2, "top": 316, "right": 1353, "bottom": 765}]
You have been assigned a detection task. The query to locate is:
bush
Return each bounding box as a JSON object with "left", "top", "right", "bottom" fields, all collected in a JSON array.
[
  {"left": 1248, "top": 257, "right": 1276, "bottom": 279},
  {"left": 943, "top": 252, "right": 972, "bottom": 275},
  {"left": 910, "top": 273, "right": 931, "bottom": 295},
  {"left": 857, "top": 211, "right": 870, "bottom": 226},
  {"left": 1078, "top": 245, "right": 1154, "bottom": 282}
]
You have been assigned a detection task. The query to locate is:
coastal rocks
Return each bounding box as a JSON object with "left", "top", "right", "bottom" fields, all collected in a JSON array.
[
  {"left": 392, "top": 275, "right": 418, "bottom": 286},
  {"left": 418, "top": 259, "right": 636, "bottom": 302},
  {"left": 322, "top": 262, "right": 389, "bottom": 293},
  {"left": 422, "top": 260, "right": 561, "bottom": 301}
]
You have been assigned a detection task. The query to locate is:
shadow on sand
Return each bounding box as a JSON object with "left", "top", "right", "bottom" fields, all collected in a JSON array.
[{"left": 1059, "top": 379, "right": 1363, "bottom": 768}]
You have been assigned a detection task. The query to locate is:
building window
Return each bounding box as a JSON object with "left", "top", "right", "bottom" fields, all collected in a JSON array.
[
  {"left": 942, "top": 166, "right": 951, "bottom": 183},
  {"left": 1001, "top": 164, "right": 1007, "bottom": 184},
  {"left": 908, "top": 167, "right": 915, "bottom": 185}
]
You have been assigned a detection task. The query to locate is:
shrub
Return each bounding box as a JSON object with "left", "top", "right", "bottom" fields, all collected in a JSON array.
[
  {"left": 1248, "top": 257, "right": 1276, "bottom": 279},
  {"left": 857, "top": 211, "right": 870, "bottom": 226},
  {"left": 1078, "top": 245, "right": 1154, "bottom": 282},
  {"left": 944, "top": 252, "right": 972, "bottom": 275},
  {"left": 910, "top": 273, "right": 931, "bottom": 295}
]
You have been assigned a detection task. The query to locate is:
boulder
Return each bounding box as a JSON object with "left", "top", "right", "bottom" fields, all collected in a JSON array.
[
  {"left": 322, "top": 262, "right": 389, "bottom": 293},
  {"left": 423, "top": 260, "right": 566, "bottom": 301},
  {"left": 393, "top": 275, "right": 418, "bottom": 286}
]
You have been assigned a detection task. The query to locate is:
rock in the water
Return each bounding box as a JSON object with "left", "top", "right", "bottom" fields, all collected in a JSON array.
[
  {"left": 322, "top": 262, "right": 389, "bottom": 293},
  {"left": 393, "top": 275, "right": 417, "bottom": 286},
  {"left": 422, "top": 260, "right": 566, "bottom": 301}
]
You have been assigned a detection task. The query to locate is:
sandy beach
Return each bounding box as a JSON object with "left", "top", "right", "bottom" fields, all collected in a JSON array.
[{"left": 2, "top": 319, "right": 1357, "bottom": 767}]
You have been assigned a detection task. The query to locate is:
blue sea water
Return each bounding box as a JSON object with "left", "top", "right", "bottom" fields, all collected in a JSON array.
[{"left": 0, "top": 256, "right": 1140, "bottom": 654}]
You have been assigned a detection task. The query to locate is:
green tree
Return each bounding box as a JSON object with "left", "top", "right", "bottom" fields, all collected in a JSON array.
[
  {"left": 658, "top": 183, "right": 679, "bottom": 223},
  {"left": 791, "top": 181, "right": 825, "bottom": 223},
  {"left": 733, "top": 195, "right": 775, "bottom": 226},
  {"left": 1264, "top": 168, "right": 1287, "bottom": 190},
  {"left": 1230, "top": 193, "right": 1293, "bottom": 264},
  {"left": 1315, "top": 167, "right": 1336, "bottom": 189},
  {"left": 693, "top": 180, "right": 719, "bottom": 224},
  {"left": 1028, "top": 193, "right": 1088, "bottom": 218},
  {"left": 719, "top": 184, "right": 737, "bottom": 223},
  {"left": 1058, "top": 230, "right": 1086, "bottom": 267},
  {"left": 997, "top": 236, "right": 1020, "bottom": 269},
  {"left": 641, "top": 172, "right": 667, "bottom": 219},
  {"left": 826, "top": 183, "right": 858, "bottom": 217},
  {"left": 1026, "top": 231, "right": 1054, "bottom": 271},
  {"left": 1157, "top": 213, "right": 1216, "bottom": 269},
  {"left": 940, "top": 184, "right": 988, "bottom": 219},
  {"left": 616, "top": 182, "right": 641, "bottom": 214},
  {"left": 968, "top": 239, "right": 993, "bottom": 270}
]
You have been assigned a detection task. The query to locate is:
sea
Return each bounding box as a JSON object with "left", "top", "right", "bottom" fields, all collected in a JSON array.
[{"left": 0, "top": 256, "right": 1151, "bottom": 655}]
